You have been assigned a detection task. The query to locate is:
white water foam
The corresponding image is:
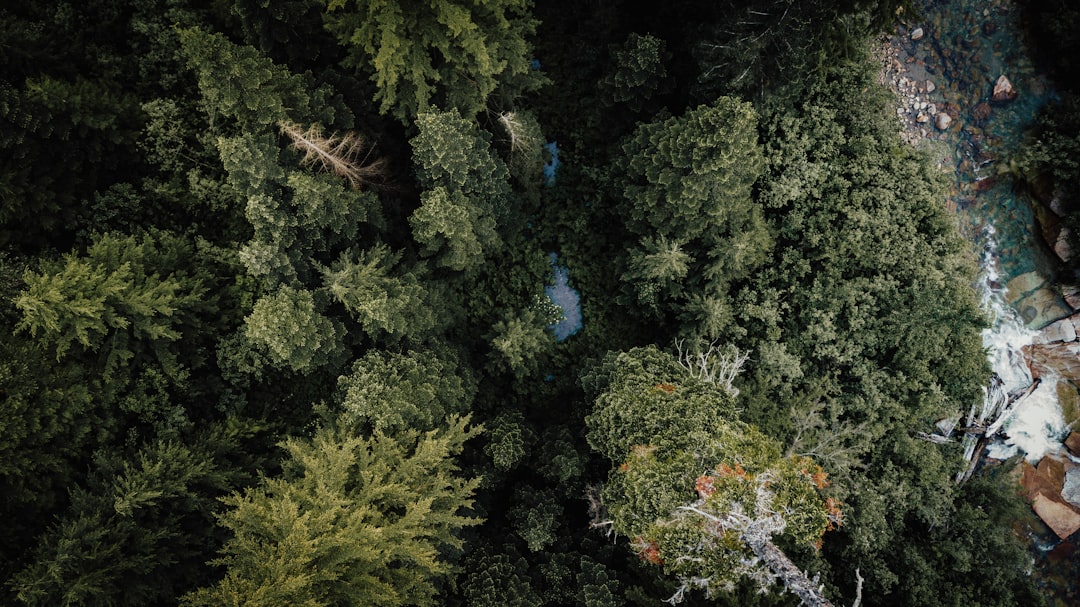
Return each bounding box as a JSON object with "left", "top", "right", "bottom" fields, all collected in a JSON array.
[{"left": 977, "top": 226, "right": 1068, "bottom": 462}]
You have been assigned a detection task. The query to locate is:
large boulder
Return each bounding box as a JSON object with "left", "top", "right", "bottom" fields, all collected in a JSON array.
[
  {"left": 1031, "top": 494, "right": 1080, "bottom": 539},
  {"left": 1022, "top": 456, "right": 1080, "bottom": 539},
  {"left": 1033, "top": 316, "right": 1078, "bottom": 344},
  {"left": 1064, "top": 467, "right": 1080, "bottom": 508},
  {"left": 1006, "top": 271, "right": 1072, "bottom": 329},
  {"left": 1026, "top": 342, "right": 1080, "bottom": 384}
]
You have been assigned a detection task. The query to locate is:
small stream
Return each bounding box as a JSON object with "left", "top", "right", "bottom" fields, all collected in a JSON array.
[{"left": 886, "top": 0, "right": 1077, "bottom": 602}]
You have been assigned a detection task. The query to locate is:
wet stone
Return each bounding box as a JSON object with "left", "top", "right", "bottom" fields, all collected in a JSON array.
[
  {"left": 1063, "top": 467, "right": 1080, "bottom": 509},
  {"left": 1034, "top": 317, "right": 1078, "bottom": 344},
  {"left": 993, "top": 74, "right": 1018, "bottom": 102},
  {"left": 1066, "top": 432, "right": 1080, "bottom": 458}
]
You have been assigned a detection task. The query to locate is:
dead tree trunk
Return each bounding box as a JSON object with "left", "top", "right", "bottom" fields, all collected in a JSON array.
[{"left": 746, "top": 537, "right": 834, "bottom": 607}]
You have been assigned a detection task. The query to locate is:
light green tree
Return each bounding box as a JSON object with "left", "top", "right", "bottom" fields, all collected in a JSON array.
[
  {"left": 489, "top": 309, "right": 552, "bottom": 377},
  {"left": 621, "top": 235, "right": 693, "bottom": 314},
  {"left": 321, "top": 0, "right": 543, "bottom": 122},
  {"left": 409, "top": 109, "right": 511, "bottom": 271},
  {"left": 182, "top": 415, "right": 482, "bottom": 607},
  {"left": 14, "top": 232, "right": 207, "bottom": 373},
  {"left": 243, "top": 285, "right": 344, "bottom": 373}
]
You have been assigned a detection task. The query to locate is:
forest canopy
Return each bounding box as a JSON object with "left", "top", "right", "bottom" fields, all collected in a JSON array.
[{"left": 0, "top": 1, "right": 1048, "bottom": 606}]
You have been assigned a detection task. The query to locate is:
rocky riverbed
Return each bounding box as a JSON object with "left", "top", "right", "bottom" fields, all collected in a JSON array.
[{"left": 877, "top": 1, "right": 1079, "bottom": 603}]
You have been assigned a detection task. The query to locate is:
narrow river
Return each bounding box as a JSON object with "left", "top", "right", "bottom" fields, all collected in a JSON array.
[{"left": 882, "top": 0, "right": 1078, "bottom": 602}]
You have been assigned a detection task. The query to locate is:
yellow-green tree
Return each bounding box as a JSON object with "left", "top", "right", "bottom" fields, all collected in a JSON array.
[{"left": 183, "top": 415, "right": 482, "bottom": 607}]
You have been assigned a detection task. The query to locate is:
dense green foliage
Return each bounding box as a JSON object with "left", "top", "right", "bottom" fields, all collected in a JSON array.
[{"left": 0, "top": 0, "right": 1050, "bottom": 606}]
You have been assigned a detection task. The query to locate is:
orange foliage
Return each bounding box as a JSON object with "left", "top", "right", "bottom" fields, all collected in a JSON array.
[
  {"left": 825, "top": 496, "right": 844, "bottom": 530},
  {"left": 800, "top": 464, "right": 831, "bottom": 489},
  {"left": 654, "top": 382, "right": 677, "bottom": 394},
  {"left": 716, "top": 462, "right": 747, "bottom": 478},
  {"left": 695, "top": 475, "right": 716, "bottom": 498},
  {"left": 634, "top": 538, "right": 663, "bottom": 566}
]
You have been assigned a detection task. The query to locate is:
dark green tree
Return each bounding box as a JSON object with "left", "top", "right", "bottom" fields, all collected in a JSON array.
[
  {"left": 460, "top": 547, "right": 542, "bottom": 607},
  {"left": 242, "top": 285, "right": 344, "bottom": 373},
  {"left": 619, "top": 97, "right": 763, "bottom": 242},
  {"left": 321, "top": 245, "right": 435, "bottom": 340},
  {"left": 10, "top": 431, "right": 256, "bottom": 607},
  {"left": 409, "top": 108, "right": 512, "bottom": 272},
  {"left": 321, "top": 0, "right": 544, "bottom": 122},
  {"left": 178, "top": 26, "right": 343, "bottom": 130},
  {"left": 614, "top": 98, "right": 771, "bottom": 339},
  {"left": 336, "top": 346, "right": 476, "bottom": 433},
  {"left": 599, "top": 33, "right": 670, "bottom": 111}
]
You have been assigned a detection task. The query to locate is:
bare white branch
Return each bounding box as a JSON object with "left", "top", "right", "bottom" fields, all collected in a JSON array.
[
  {"left": 279, "top": 121, "right": 387, "bottom": 189},
  {"left": 675, "top": 339, "right": 749, "bottom": 397}
]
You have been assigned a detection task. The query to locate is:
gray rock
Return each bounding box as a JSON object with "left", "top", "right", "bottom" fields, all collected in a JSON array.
[
  {"left": 1033, "top": 317, "right": 1077, "bottom": 344},
  {"left": 926, "top": 80, "right": 936, "bottom": 93},
  {"left": 1064, "top": 467, "right": 1080, "bottom": 509},
  {"left": 911, "top": 27, "right": 924, "bottom": 41},
  {"left": 1054, "top": 228, "right": 1074, "bottom": 263},
  {"left": 934, "top": 112, "right": 953, "bottom": 130}
]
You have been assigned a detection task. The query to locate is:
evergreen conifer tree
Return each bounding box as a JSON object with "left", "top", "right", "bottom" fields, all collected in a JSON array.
[{"left": 183, "top": 415, "right": 482, "bottom": 607}]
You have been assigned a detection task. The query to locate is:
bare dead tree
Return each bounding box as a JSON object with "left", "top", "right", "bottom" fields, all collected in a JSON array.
[
  {"left": 279, "top": 121, "right": 388, "bottom": 189},
  {"left": 675, "top": 339, "right": 749, "bottom": 397},
  {"left": 496, "top": 111, "right": 540, "bottom": 157},
  {"left": 585, "top": 484, "right": 616, "bottom": 538}
]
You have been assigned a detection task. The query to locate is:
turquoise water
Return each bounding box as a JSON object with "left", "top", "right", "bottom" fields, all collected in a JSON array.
[{"left": 901, "top": 0, "right": 1055, "bottom": 281}]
